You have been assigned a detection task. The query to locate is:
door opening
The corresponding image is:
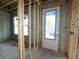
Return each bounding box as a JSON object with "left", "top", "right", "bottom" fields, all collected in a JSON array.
[{"left": 42, "top": 7, "right": 60, "bottom": 51}]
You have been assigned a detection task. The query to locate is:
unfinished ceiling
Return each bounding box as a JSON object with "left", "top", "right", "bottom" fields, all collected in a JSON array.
[
  {"left": 0, "top": 0, "right": 55, "bottom": 12},
  {"left": 0, "top": 0, "right": 29, "bottom": 12}
]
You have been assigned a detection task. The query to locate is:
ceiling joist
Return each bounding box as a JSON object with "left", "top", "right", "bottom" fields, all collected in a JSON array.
[
  {"left": 0, "top": 0, "right": 16, "bottom": 9},
  {"left": 35, "top": 0, "right": 41, "bottom": 5},
  {"left": 0, "top": 0, "right": 47, "bottom": 12},
  {"left": 9, "top": 1, "right": 33, "bottom": 11}
]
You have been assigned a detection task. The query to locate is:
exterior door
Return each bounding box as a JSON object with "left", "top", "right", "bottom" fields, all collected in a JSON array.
[{"left": 42, "top": 7, "right": 60, "bottom": 51}]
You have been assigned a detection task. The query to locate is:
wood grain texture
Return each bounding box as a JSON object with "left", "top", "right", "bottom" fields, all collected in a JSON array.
[
  {"left": 17, "top": 0, "right": 25, "bottom": 59},
  {"left": 28, "top": 0, "right": 32, "bottom": 59},
  {"left": 67, "top": 0, "right": 79, "bottom": 59},
  {"left": 36, "top": 2, "right": 40, "bottom": 48},
  {"left": 33, "top": 0, "right": 37, "bottom": 49},
  {"left": 66, "top": 0, "right": 72, "bottom": 59}
]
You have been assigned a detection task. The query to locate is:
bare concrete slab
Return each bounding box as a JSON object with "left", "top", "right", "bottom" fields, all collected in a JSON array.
[
  {"left": 32, "top": 48, "right": 67, "bottom": 59},
  {"left": 0, "top": 41, "right": 67, "bottom": 59}
]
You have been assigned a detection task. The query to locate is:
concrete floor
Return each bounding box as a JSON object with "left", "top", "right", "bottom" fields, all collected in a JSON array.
[{"left": 0, "top": 40, "right": 67, "bottom": 59}]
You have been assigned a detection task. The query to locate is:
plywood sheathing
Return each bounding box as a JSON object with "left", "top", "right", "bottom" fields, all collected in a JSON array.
[
  {"left": 72, "top": 0, "right": 79, "bottom": 59},
  {"left": 67, "top": 0, "right": 79, "bottom": 59},
  {"left": 66, "top": 0, "right": 72, "bottom": 59}
]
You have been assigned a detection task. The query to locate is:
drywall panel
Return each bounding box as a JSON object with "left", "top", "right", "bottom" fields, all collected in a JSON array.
[
  {"left": 0, "top": 11, "right": 11, "bottom": 42},
  {"left": 2, "top": 13, "right": 8, "bottom": 40},
  {"left": 0, "top": 13, "right": 3, "bottom": 41},
  {"left": 6, "top": 14, "right": 11, "bottom": 39}
]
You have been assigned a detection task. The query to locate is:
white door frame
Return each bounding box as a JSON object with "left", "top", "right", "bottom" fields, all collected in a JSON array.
[{"left": 42, "top": 7, "right": 60, "bottom": 51}]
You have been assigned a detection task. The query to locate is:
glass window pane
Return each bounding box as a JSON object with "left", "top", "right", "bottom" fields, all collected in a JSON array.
[
  {"left": 24, "top": 15, "right": 28, "bottom": 25},
  {"left": 14, "top": 26, "right": 28, "bottom": 36},
  {"left": 14, "top": 15, "right": 28, "bottom": 36},
  {"left": 14, "top": 17, "right": 18, "bottom": 25},
  {"left": 14, "top": 26, "right": 18, "bottom": 34},
  {"left": 45, "top": 27, "right": 55, "bottom": 39},
  {"left": 24, "top": 26, "right": 28, "bottom": 35},
  {"left": 46, "top": 11, "right": 56, "bottom": 27},
  {"left": 45, "top": 10, "right": 56, "bottom": 39}
]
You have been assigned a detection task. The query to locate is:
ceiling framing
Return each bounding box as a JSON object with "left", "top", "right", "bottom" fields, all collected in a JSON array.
[
  {"left": 0, "top": 0, "right": 29, "bottom": 12},
  {"left": 0, "top": 0, "right": 53, "bottom": 12}
]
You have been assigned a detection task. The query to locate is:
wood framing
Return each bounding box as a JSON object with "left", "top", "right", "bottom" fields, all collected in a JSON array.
[
  {"left": 29, "top": 0, "right": 32, "bottom": 59},
  {"left": 39, "top": 1, "right": 42, "bottom": 48},
  {"left": 33, "top": 0, "right": 37, "bottom": 49},
  {"left": 67, "top": 0, "right": 79, "bottom": 59},
  {"left": 36, "top": 0, "right": 41, "bottom": 5},
  {"left": 17, "top": 0, "right": 25, "bottom": 59},
  {"left": 76, "top": 1, "right": 79, "bottom": 57},
  {"left": 72, "top": 0, "right": 79, "bottom": 59},
  {"left": 37, "top": 1, "right": 40, "bottom": 48},
  {"left": 9, "top": 2, "right": 33, "bottom": 11},
  {"left": 71, "top": 0, "right": 78, "bottom": 58},
  {"left": 42, "top": 0, "right": 62, "bottom": 9},
  {"left": 66, "top": 0, "right": 72, "bottom": 59},
  {"left": 0, "top": 0, "right": 16, "bottom": 9}
]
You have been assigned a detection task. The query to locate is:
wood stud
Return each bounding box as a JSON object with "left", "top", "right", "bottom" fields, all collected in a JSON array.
[
  {"left": 28, "top": 0, "right": 32, "bottom": 59},
  {"left": 36, "top": 1, "right": 40, "bottom": 48},
  {"left": 39, "top": 0, "right": 42, "bottom": 48},
  {"left": 33, "top": 0, "right": 37, "bottom": 49},
  {"left": 17, "top": 0, "right": 25, "bottom": 59},
  {"left": 2, "top": 0, "right": 79, "bottom": 59},
  {"left": 0, "top": 0, "right": 40, "bottom": 59},
  {"left": 71, "top": 0, "right": 79, "bottom": 59},
  {"left": 67, "top": 0, "right": 79, "bottom": 59},
  {"left": 66, "top": 0, "right": 72, "bottom": 59}
]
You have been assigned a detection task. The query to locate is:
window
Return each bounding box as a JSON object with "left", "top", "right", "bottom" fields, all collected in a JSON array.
[
  {"left": 14, "top": 15, "right": 28, "bottom": 36},
  {"left": 44, "top": 10, "right": 56, "bottom": 39}
]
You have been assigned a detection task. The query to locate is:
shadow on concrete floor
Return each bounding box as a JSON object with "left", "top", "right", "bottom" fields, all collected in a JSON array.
[{"left": 0, "top": 40, "right": 67, "bottom": 59}]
